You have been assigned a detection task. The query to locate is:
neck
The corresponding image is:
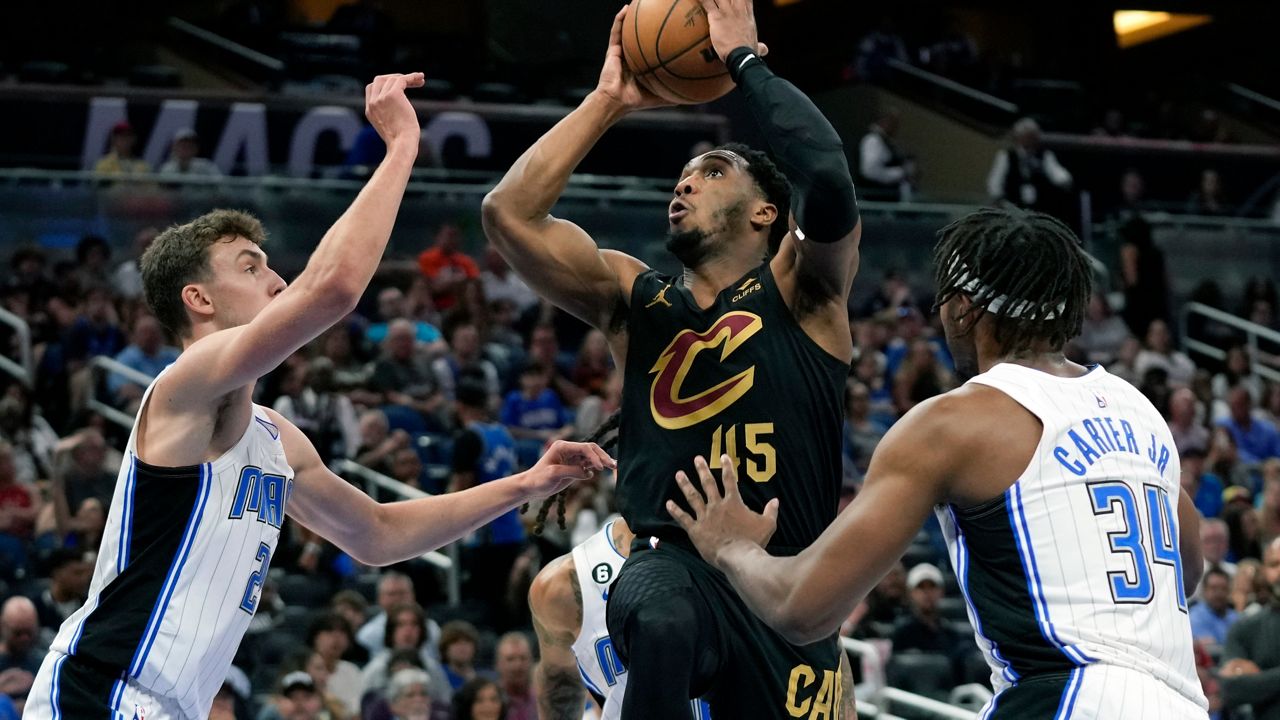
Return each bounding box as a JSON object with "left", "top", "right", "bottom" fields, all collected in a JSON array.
[
  {"left": 680, "top": 253, "right": 758, "bottom": 308},
  {"left": 977, "top": 340, "right": 1082, "bottom": 378}
]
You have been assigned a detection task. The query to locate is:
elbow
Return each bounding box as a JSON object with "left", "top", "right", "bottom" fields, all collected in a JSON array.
[
  {"left": 481, "top": 190, "right": 516, "bottom": 241},
  {"left": 774, "top": 612, "right": 830, "bottom": 647},
  {"left": 299, "top": 271, "right": 361, "bottom": 317}
]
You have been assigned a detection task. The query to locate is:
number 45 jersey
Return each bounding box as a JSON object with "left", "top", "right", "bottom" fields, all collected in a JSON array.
[
  {"left": 618, "top": 265, "right": 849, "bottom": 556},
  {"left": 938, "top": 363, "right": 1209, "bottom": 717},
  {"left": 40, "top": 372, "right": 294, "bottom": 719}
]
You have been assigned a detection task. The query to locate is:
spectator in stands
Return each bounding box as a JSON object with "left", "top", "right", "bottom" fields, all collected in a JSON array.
[
  {"left": 1107, "top": 336, "right": 1142, "bottom": 386},
  {"left": 494, "top": 633, "right": 534, "bottom": 720},
  {"left": 1218, "top": 386, "right": 1280, "bottom": 464},
  {"left": 353, "top": 410, "right": 410, "bottom": 475},
  {"left": 526, "top": 323, "right": 585, "bottom": 408},
  {"left": 320, "top": 325, "right": 372, "bottom": 390},
  {"left": 432, "top": 320, "right": 500, "bottom": 402},
  {"left": 357, "top": 572, "right": 437, "bottom": 660},
  {"left": 858, "top": 109, "right": 916, "bottom": 202},
  {"left": 574, "top": 370, "right": 620, "bottom": 439},
  {"left": 1260, "top": 468, "right": 1280, "bottom": 548},
  {"left": 0, "top": 596, "right": 42, "bottom": 676},
  {"left": 571, "top": 329, "right": 612, "bottom": 398},
  {"left": 1074, "top": 293, "right": 1130, "bottom": 365},
  {"left": 892, "top": 337, "right": 955, "bottom": 416},
  {"left": 843, "top": 379, "right": 887, "bottom": 481},
  {"left": 450, "top": 381, "right": 524, "bottom": 629},
  {"left": 1118, "top": 217, "right": 1171, "bottom": 337},
  {"left": 417, "top": 224, "right": 478, "bottom": 312},
  {"left": 65, "top": 285, "right": 126, "bottom": 369},
  {"left": 359, "top": 603, "right": 452, "bottom": 706},
  {"left": 1169, "top": 387, "right": 1210, "bottom": 455},
  {"left": 1183, "top": 448, "right": 1224, "bottom": 521},
  {"left": 1233, "top": 559, "right": 1263, "bottom": 615},
  {"left": 1220, "top": 537, "right": 1280, "bottom": 720},
  {"left": 1112, "top": 168, "right": 1149, "bottom": 220},
  {"left": 852, "top": 346, "right": 896, "bottom": 428},
  {"left": 299, "top": 650, "right": 357, "bottom": 719},
  {"left": 852, "top": 16, "right": 908, "bottom": 83},
  {"left": 891, "top": 563, "right": 967, "bottom": 683},
  {"left": 438, "top": 621, "right": 481, "bottom": 691},
  {"left": 1208, "top": 426, "right": 1255, "bottom": 491},
  {"left": 71, "top": 235, "right": 113, "bottom": 292},
  {"left": 1134, "top": 319, "right": 1195, "bottom": 388},
  {"left": 273, "top": 357, "right": 360, "bottom": 464},
  {"left": 1190, "top": 567, "right": 1239, "bottom": 649},
  {"left": 158, "top": 129, "right": 222, "bottom": 177},
  {"left": 0, "top": 441, "right": 39, "bottom": 578},
  {"left": 501, "top": 363, "right": 572, "bottom": 444},
  {"left": 364, "top": 287, "right": 445, "bottom": 351},
  {"left": 260, "top": 670, "right": 327, "bottom": 720},
  {"left": 1225, "top": 495, "right": 1263, "bottom": 563},
  {"left": 389, "top": 447, "right": 432, "bottom": 492},
  {"left": 51, "top": 428, "right": 114, "bottom": 512},
  {"left": 385, "top": 667, "right": 449, "bottom": 720},
  {"left": 987, "top": 118, "right": 1073, "bottom": 213},
  {"left": 1093, "top": 109, "right": 1130, "bottom": 139},
  {"left": 1212, "top": 345, "right": 1264, "bottom": 410},
  {"left": 329, "top": 590, "right": 370, "bottom": 663},
  {"left": 108, "top": 315, "right": 178, "bottom": 409},
  {"left": 451, "top": 677, "right": 505, "bottom": 720},
  {"left": 307, "top": 613, "right": 362, "bottom": 716},
  {"left": 1187, "top": 169, "right": 1230, "bottom": 216},
  {"left": 32, "top": 548, "right": 92, "bottom": 632},
  {"left": 369, "top": 319, "right": 446, "bottom": 431},
  {"left": 480, "top": 246, "right": 538, "bottom": 313},
  {"left": 112, "top": 227, "right": 157, "bottom": 301},
  {"left": 359, "top": 648, "right": 424, "bottom": 719},
  {"left": 93, "top": 121, "right": 150, "bottom": 176}
]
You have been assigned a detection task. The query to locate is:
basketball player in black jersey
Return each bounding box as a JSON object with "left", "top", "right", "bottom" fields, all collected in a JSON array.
[{"left": 482, "top": 0, "right": 860, "bottom": 716}]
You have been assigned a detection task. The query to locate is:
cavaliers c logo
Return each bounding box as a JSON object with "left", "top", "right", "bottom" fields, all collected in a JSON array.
[{"left": 649, "top": 311, "right": 762, "bottom": 430}]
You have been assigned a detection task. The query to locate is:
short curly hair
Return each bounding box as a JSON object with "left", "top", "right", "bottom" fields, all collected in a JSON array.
[
  {"left": 714, "top": 143, "right": 792, "bottom": 256},
  {"left": 141, "top": 209, "right": 267, "bottom": 338}
]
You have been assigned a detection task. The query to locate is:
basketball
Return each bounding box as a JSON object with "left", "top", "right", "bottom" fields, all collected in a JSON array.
[{"left": 620, "top": 0, "right": 734, "bottom": 105}]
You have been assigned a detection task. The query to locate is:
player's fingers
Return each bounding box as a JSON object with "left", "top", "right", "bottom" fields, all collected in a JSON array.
[
  {"left": 719, "top": 453, "right": 740, "bottom": 499},
  {"left": 608, "top": 7, "right": 626, "bottom": 50},
  {"left": 757, "top": 42, "right": 768, "bottom": 57},
  {"left": 666, "top": 500, "right": 694, "bottom": 530},
  {"left": 694, "top": 455, "right": 722, "bottom": 502},
  {"left": 674, "top": 470, "right": 706, "bottom": 515},
  {"left": 590, "top": 442, "right": 617, "bottom": 470},
  {"left": 763, "top": 497, "right": 780, "bottom": 524},
  {"left": 405, "top": 71, "right": 425, "bottom": 88}
]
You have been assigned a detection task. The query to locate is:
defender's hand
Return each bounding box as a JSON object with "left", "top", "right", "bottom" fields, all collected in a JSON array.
[
  {"left": 522, "top": 440, "right": 616, "bottom": 499},
  {"left": 667, "top": 454, "right": 779, "bottom": 567},
  {"left": 593, "top": 7, "right": 671, "bottom": 113},
  {"left": 365, "top": 72, "right": 425, "bottom": 152},
  {"left": 696, "top": 0, "right": 769, "bottom": 63}
]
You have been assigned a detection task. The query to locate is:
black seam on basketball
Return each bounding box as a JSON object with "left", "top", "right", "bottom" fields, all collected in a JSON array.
[
  {"left": 653, "top": 0, "right": 684, "bottom": 66},
  {"left": 642, "top": 68, "right": 698, "bottom": 103},
  {"left": 631, "top": 0, "right": 657, "bottom": 74}
]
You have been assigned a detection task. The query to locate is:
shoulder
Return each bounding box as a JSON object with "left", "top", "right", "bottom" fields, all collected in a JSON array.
[
  {"left": 261, "top": 408, "right": 320, "bottom": 470},
  {"left": 529, "top": 552, "right": 580, "bottom": 635}
]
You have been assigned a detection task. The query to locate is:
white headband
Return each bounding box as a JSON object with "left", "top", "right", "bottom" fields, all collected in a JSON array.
[{"left": 950, "top": 259, "right": 1065, "bottom": 320}]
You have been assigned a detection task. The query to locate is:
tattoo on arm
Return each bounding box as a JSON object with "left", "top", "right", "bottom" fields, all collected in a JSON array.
[{"left": 537, "top": 662, "right": 587, "bottom": 720}]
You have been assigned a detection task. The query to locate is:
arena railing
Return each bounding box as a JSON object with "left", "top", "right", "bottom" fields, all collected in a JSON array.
[
  {"left": 83, "top": 357, "right": 462, "bottom": 604},
  {"left": 840, "top": 637, "right": 980, "bottom": 720},
  {"left": 0, "top": 307, "right": 34, "bottom": 389},
  {"left": 1181, "top": 301, "right": 1280, "bottom": 384},
  {"left": 884, "top": 58, "right": 1020, "bottom": 127}
]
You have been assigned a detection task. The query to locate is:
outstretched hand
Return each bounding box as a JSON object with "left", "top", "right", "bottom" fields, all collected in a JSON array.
[
  {"left": 594, "top": 7, "right": 672, "bottom": 113},
  {"left": 365, "top": 72, "right": 425, "bottom": 152},
  {"left": 523, "top": 440, "right": 617, "bottom": 499},
  {"left": 667, "top": 454, "right": 778, "bottom": 567},
  {"left": 696, "top": 0, "right": 769, "bottom": 63}
]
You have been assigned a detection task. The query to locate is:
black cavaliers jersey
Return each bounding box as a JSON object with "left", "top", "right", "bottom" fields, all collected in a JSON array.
[{"left": 618, "top": 263, "right": 849, "bottom": 554}]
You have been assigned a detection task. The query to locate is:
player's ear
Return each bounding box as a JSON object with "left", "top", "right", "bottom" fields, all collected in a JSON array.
[
  {"left": 181, "top": 282, "right": 216, "bottom": 322},
  {"left": 750, "top": 200, "right": 778, "bottom": 234}
]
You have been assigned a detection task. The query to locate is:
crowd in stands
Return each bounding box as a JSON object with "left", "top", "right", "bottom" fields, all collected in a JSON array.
[{"left": 0, "top": 203, "right": 1278, "bottom": 718}]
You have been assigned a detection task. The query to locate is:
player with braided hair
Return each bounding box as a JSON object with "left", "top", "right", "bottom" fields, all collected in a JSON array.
[{"left": 672, "top": 207, "right": 1209, "bottom": 719}]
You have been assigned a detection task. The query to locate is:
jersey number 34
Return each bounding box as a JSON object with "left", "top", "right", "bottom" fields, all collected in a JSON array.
[{"left": 1087, "top": 482, "right": 1187, "bottom": 611}]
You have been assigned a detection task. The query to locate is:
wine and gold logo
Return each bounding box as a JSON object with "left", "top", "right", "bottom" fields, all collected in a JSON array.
[{"left": 649, "top": 311, "right": 762, "bottom": 430}]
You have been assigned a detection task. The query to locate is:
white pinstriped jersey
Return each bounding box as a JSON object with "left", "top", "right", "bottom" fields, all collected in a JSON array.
[
  {"left": 935, "top": 363, "right": 1208, "bottom": 717},
  {"left": 570, "top": 524, "right": 709, "bottom": 720},
  {"left": 35, "top": 374, "right": 294, "bottom": 719}
]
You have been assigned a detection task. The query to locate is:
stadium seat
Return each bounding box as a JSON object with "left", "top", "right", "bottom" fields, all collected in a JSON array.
[{"left": 885, "top": 652, "right": 954, "bottom": 701}]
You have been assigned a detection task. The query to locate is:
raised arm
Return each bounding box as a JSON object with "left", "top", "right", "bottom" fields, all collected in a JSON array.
[
  {"left": 529, "top": 555, "right": 588, "bottom": 720},
  {"left": 481, "top": 9, "right": 655, "bottom": 329},
  {"left": 1176, "top": 487, "right": 1203, "bottom": 597},
  {"left": 276, "top": 411, "right": 613, "bottom": 566},
  {"left": 699, "top": 0, "right": 861, "bottom": 303},
  {"left": 160, "top": 74, "right": 422, "bottom": 407}
]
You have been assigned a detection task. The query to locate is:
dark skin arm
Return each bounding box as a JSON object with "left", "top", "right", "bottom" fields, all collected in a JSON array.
[{"left": 529, "top": 554, "right": 587, "bottom": 720}]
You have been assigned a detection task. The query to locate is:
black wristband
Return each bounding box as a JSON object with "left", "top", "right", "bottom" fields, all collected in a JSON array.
[{"left": 725, "top": 46, "right": 763, "bottom": 84}]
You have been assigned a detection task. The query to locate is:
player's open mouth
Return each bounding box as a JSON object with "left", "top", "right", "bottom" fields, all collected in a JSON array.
[{"left": 669, "top": 200, "right": 690, "bottom": 223}]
